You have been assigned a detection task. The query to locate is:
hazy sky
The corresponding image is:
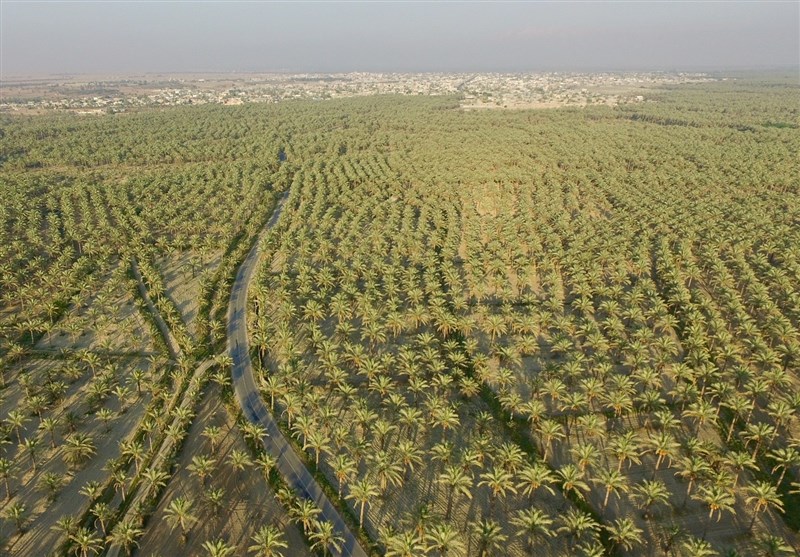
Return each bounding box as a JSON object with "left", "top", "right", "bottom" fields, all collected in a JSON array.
[{"left": 2, "top": 1, "right": 798, "bottom": 76}]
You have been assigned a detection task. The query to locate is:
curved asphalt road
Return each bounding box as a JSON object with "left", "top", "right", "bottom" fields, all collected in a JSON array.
[{"left": 228, "top": 193, "right": 368, "bottom": 557}]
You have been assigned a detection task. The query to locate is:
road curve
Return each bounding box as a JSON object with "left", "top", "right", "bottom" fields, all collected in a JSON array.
[{"left": 227, "top": 193, "right": 368, "bottom": 557}]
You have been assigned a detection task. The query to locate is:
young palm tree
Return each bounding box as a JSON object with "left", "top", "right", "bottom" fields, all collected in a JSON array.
[
  {"left": 188, "top": 455, "right": 217, "bottom": 486},
  {"left": 680, "top": 537, "right": 718, "bottom": 557},
  {"left": 248, "top": 525, "right": 288, "bottom": 557},
  {"left": 754, "top": 533, "right": 795, "bottom": 556},
  {"left": 63, "top": 433, "right": 96, "bottom": 469},
  {"left": 164, "top": 496, "right": 197, "bottom": 541}
]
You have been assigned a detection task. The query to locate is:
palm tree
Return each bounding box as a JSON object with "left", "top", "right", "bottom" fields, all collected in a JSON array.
[
  {"left": 593, "top": 467, "right": 630, "bottom": 511},
  {"left": 472, "top": 518, "right": 508, "bottom": 557},
  {"left": 0, "top": 457, "right": 14, "bottom": 499},
  {"left": 648, "top": 430, "right": 680, "bottom": 471},
  {"left": 632, "top": 479, "right": 670, "bottom": 519},
  {"left": 91, "top": 501, "right": 114, "bottom": 535},
  {"left": 608, "top": 430, "right": 642, "bottom": 472},
  {"left": 303, "top": 429, "right": 332, "bottom": 468},
  {"left": 675, "top": 455, "right": 711, "bottom": 506},
  {"left": 517, "top": 461, "right": 557, "bottom": 501},
  {"left": 39, "top": 416, "right": 60, "bottom": 448},
  {"left": 309, "top": 520, "right": 343, "bottom": 557},
  {"left": 38, "top": 471, "right": 65, "bottom": 502},
  {"left": 5, "top": 502, "right": 26, "bottom": 534},
  {"left": 202, "top": 539, "right": 235, "bottom": 557},
  {"left": 536, "top": 418, "right": 565, "bottom": 460},
  {"left": 331, "top": 453, "right": 357, "bottom": 499},
  {"left": 680, "top": 537, "right": 718, "bottom": 557},
  {"left": 346, "top": 476, "right": 379, "bottom": 528},
  {"left": 511, "top": 508, "right": 554, "bottom": 555},
  {"left": 745, "top": 481, "right": 784, "bottom": 532},
  {"left": 557, "top": 508, "right": 600, "bottom": 549},
  {"left": 557, "top": 463, "right": 591, "bottom": 500},
  {"left": 63, "top": 433, "right": 96, "bottom": 469},
  {"left": 605, "top": 517, "right": 644, "bottom": 553},
  {"left": 107, "top": 520, "right": 143, "bottom": 557},
  {"left": 478, "top": 467, "right": 517, "bottom": 515},
  {"left": 291, "top": 499, "right": 321, "bottom": 535},
  {"left": 165, "top": 496, "right": 197, "bottom": 541},
  {"left": 70, "top": 526, "right": 103, "bottom": 557},
  {"left": 248, "top": 525, "right": 288, "bottom": 557},
  {"left": 189, "top": 455, "right": 217, "bottom": 486},
  {"left": 425, "top": 522, "right": 465, "bottom": 556},
  {"left": 754, "top": 533, "right": 795, "bottom": 556},
  {"left": 438, "top": 465, "right": 473, "bottom": 519},
  {"left": 768, "top": 446, "right": 800, "bottom": 487},
  {"left": 693, "top": 484, "right": 735, "bottom": 538}
]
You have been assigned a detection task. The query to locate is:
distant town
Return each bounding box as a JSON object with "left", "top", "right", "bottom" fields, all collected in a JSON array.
[{"left": 1, "top": 71, "right": 714, "bottom": 114}]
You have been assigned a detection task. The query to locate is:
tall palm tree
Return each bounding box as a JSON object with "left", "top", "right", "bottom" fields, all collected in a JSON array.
[
  {"left": 605, "top": 517, "right": 644, "bottom": 553},
  {"left": 5, "top": 502, "right": 26, "bottom": 535},
  {"left": 70, "top": 526, "right": 103, "bottom": 557},
  {"left": 511, "top": 508, "right": 554, "bottom": 555},
  {"left": 693, "top": 484, "right": 735, "bottom": 538},
  {"left": 346, "top": 476, "right": 379, "bottom": 528},
  {"left": 0, "top": 457, "right": 14, "bottom": 500},
  {"left": 593, "top": 467, "right": 630, "bottom": 511},
  {"left": 745, "top": 481, "right": 784, "bottom": 532},
  {"left": 478, "top": 467, "right": 517, "bottom": 516},
  {"left": 517, "top": 461, "right": 557, "bottom": 501},
  {"left": 437, "top": 465, "right": 473, "bottom": 520},
  {"left": 107, "top": 520, "right": 143, "bottom": 557},
  {"left": 425, "top": 522, "right": 465, "bottom": 556},
  {"left": 557, "top": 508, "right": 600, "bottom": 549},
  {"left": 632, "top": 479, "right": 670, "bottom": 519},
  {"left": 472, "top": 518, "right": 508, "bottom": 557},
  {"left": 309, "top": 520, "right": 343, "bottom": 557}
]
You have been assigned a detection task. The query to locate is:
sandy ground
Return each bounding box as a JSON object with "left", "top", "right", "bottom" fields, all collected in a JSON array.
[
  {"left": 155, "top": 250, "right": 223, "bottom": 339},
  {"left": 135, "top": 385, "right": 309, "bottom": 556}
]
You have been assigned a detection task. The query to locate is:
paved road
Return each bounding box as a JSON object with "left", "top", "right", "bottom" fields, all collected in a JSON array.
[{"left": 227, "top": 193, "right": 368, "bottom": 557}]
